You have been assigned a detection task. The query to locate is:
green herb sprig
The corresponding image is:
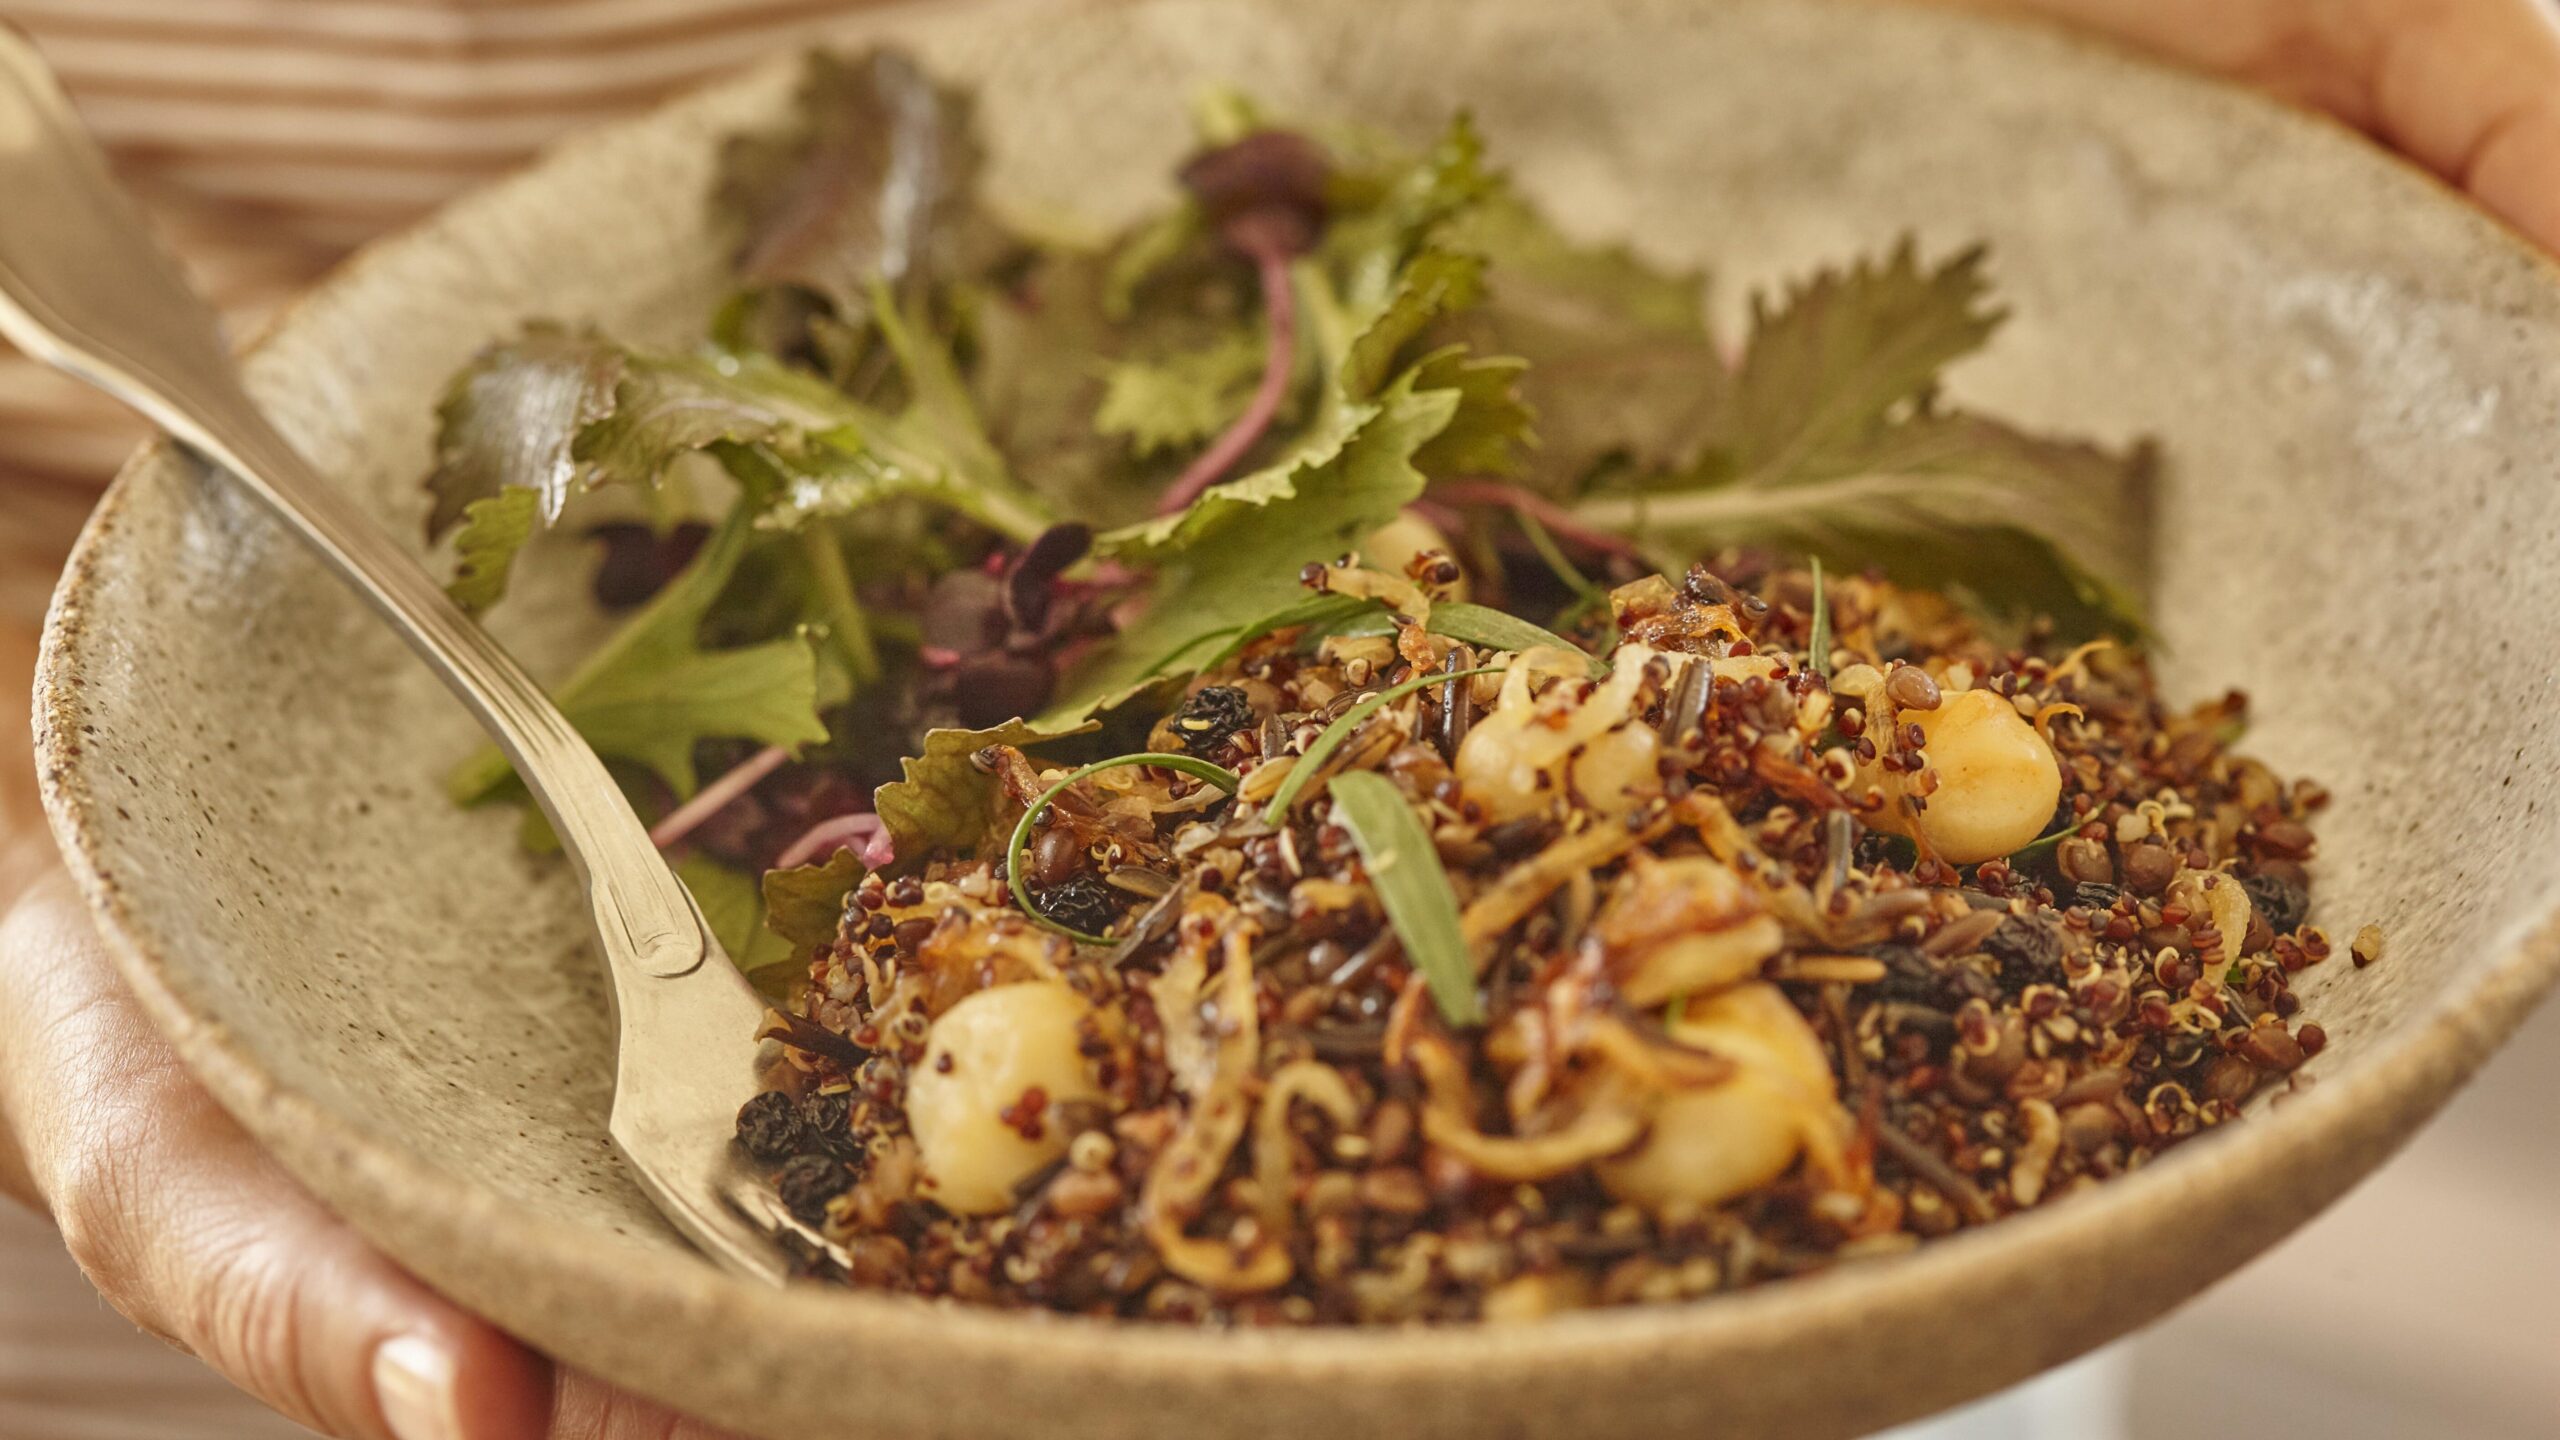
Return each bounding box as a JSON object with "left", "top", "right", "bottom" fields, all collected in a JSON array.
[
  {"left": 1807, "top": 555, "right": 1833, "bottom": 680},
  {"left": 1260, "top": 665, "right": 1505, "bottom": 825},
  {"left": 1007, "top": 753, "right": 1241, "bottom": 943},
  {"left": 1328, "top": 771, "right": 1480, "bottom": 1026}
]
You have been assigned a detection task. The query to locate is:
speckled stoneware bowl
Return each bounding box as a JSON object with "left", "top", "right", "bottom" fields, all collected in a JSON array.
[{"left": 35, "top": 0, "right": 2560, "bottom": 1435}]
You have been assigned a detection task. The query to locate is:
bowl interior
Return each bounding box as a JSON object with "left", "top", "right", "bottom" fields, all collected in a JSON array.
[{"left": 38, "top": 1, "right": 2560, "bottom": 1437}]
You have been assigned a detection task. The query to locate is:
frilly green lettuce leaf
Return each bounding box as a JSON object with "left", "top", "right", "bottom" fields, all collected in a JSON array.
[
  {"left": 1096, "top": 329, "right": 1267, "bottom": 457},
  {"left": 1575, "top": 241, "right": 2151, "bottom": 638},
  {"left": 1051, "top": 370, "right": 1461, "bottom": 721},
  {"left": 762, "top": 848, "right": 869, "bottom": 953},
  {"left": 443, "top": 488, "right": 540, "bottom": 617},
  {"left": 873, "top": 718, "right": 1096, "bottom": 866}
]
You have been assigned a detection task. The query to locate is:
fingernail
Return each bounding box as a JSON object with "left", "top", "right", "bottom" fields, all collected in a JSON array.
[{"left": 374, "top": 1334, "right": 463, "bottom": 1440}]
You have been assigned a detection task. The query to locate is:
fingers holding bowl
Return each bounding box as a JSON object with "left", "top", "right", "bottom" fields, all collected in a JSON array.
[{"left": 0, "top": 873, "right": 559, "bottom": 1440}]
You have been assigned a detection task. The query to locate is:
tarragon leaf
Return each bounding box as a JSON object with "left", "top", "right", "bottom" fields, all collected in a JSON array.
[
  {"left": 1423, "top": 602, "right": 1596, "bottom": 670},
  {"left": 1330, "top": 771, "right": 1481, "bottom": 1026},
  {"left": 873, "top": 718, "right": 1096, "bottom": 867},
  {"left": 715, "top": 48, "right": 988, "bottom": 319}
]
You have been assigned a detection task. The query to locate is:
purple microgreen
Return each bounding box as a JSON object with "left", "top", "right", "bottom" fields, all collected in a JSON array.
[
  {"left": 1152, "top": 132, "right": 1333, "bottom": 514},
  {"left": 651, "top": 743, "right": 792, "bottom": 850}
]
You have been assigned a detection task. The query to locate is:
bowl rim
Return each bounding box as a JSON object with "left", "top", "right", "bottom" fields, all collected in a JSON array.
[{"left": 32, "top": 0, "right": 2560, "bottom": 1397}]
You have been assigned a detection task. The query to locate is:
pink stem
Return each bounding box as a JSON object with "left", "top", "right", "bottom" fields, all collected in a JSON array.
[
  {"left": 774, "top": 812, "right": 895, "bottom": 872},
  {"left": 1431, "top": 479, "right": 1648, "bottom": 562},
  {"left": 649, "top": 744, "right": 790, "bottom": 850},
  {"left": 1155, "top": 244, "right": 1298, "bottom": 515}
]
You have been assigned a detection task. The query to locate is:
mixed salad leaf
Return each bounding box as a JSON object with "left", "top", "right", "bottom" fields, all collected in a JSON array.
[{"left": 425, "top": 48, "right": 2155, "bottom": 984}]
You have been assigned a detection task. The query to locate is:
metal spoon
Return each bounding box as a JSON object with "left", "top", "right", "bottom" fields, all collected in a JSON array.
[{"left": 0, "top": 26, "right": 793, "bottom": 1284}]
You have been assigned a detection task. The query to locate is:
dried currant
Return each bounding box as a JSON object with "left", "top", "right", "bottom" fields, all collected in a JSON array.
[
  {"left": 1030, "top": 872, "right": 1123, "bottom": 935},
  {"left": 776, "top": 1153, "right": 853, "bottom": 1223},
  {"left": 2240, "top": 871, "right": 2309, "bottom": 934},
  {"left": 1985, "top": 914, "right": 2064, "bottom": 990},
  {"left": 1169, "top": 685, "right": 1256, "bottom": 757},
  {"left": 734, "top": 1091, "right": 804, "bottom": 1163}
]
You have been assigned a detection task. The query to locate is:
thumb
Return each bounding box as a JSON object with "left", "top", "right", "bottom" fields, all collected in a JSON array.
[{"left": 2, "top": 873, "right": 553, "bottom": 1440}]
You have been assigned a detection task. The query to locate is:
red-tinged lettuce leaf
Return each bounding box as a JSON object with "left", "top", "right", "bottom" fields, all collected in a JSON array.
[
  {"left": 873, "top": 718, "right": 1096, "bottom": 867},
  {"left": 715, "top": 48, "right": 991, "bottom": 318},
  {"left": 426, "top": 325, "right": 625, "bottom": 539},
  {"left": 428, "top": 331, "right": 853, "bottom": 612}
]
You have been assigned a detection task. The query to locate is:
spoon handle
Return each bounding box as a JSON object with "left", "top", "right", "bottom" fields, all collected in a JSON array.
[
  {"left": 0, "top": 27, "right": 789, "bottom": 1283},
  {"left": 0, "top": 28, "right": 710, "bottom": 973}
]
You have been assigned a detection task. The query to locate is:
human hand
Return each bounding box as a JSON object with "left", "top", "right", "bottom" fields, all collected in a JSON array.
[
  {"left": 1935, "top": 0, "right": 2560, "bottom": 255},
  {"left": 0, "top": 868, "right": 742, "bottom": 1440}
]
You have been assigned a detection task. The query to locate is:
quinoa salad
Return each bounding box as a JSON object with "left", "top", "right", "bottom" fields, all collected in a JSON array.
[{"left": 425, "top": 49, "right": 2343, "bottom": 1323}]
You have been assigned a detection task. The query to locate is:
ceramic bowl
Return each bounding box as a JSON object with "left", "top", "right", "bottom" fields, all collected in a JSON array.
[{"left": 36, "top": 0, "right": 2560, "bottom": 1436}]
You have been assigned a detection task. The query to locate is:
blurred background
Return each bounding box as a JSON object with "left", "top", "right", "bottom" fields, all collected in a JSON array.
[{"left": 0, "top": 3, "right": 2553, "bottom": 1437}]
